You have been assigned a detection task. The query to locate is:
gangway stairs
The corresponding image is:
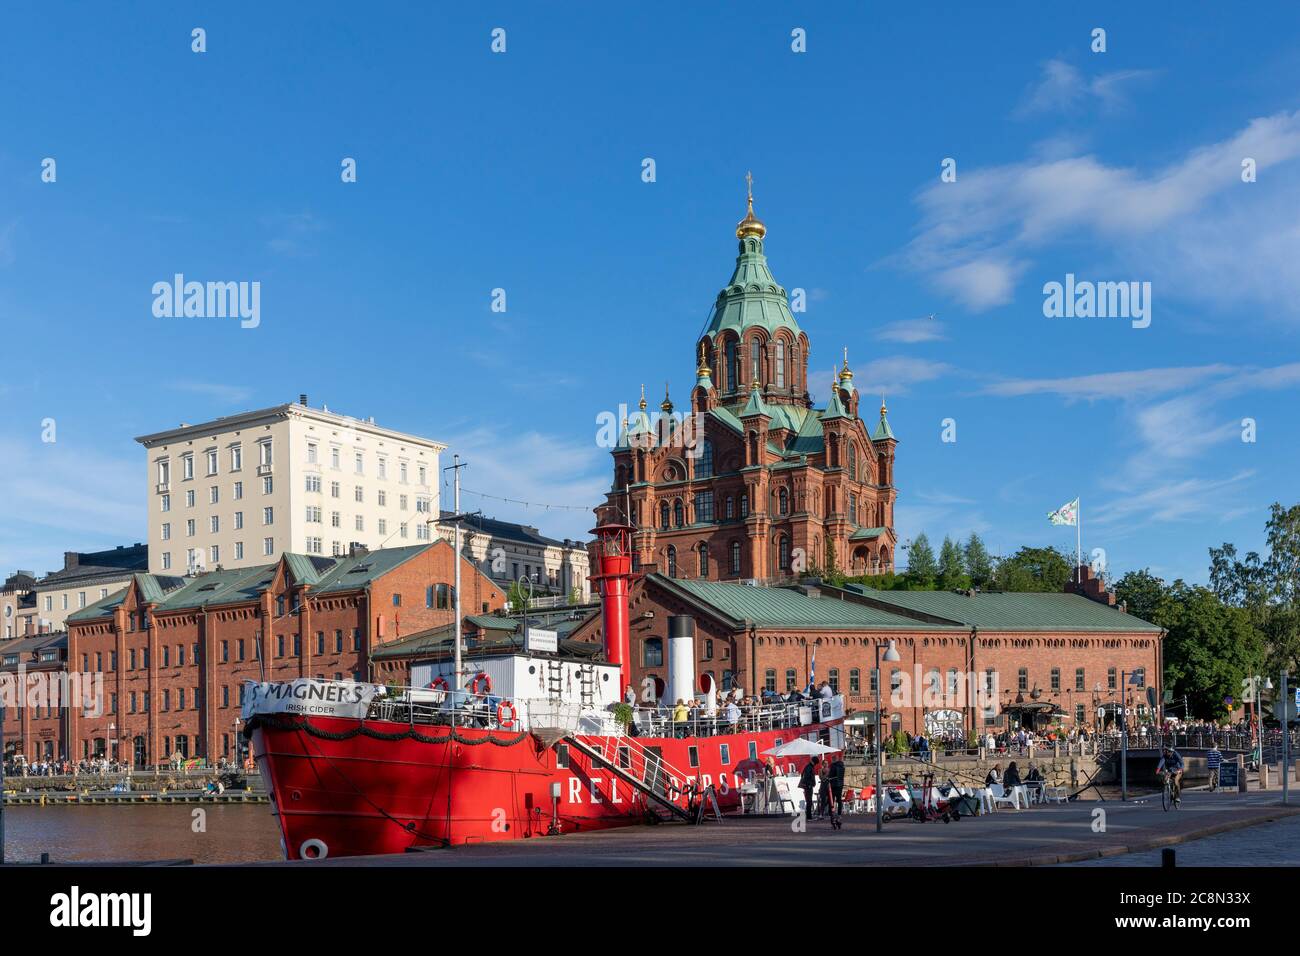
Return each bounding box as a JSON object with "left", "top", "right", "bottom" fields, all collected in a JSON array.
[{"left": 564, "top": 732, "right": 707, "bottom": 823}]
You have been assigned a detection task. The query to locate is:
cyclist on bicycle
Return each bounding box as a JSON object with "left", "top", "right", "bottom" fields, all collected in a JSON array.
[{"left": 1156, "top": 746, "right": 1185, "bottom": 806}]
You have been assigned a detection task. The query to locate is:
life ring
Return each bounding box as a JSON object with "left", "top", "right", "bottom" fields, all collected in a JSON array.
[
  {"left": 427, "top": 676, "right": 449, "bottom": 691},
  {"left": 497, "top": 700, "right": 518, "bottom": 729},
  {"left": 470, "top": 671, "right": 492, "bottom": 696},
  {"left": 299, "top": 838, "right": 329, "bottom": 860}
]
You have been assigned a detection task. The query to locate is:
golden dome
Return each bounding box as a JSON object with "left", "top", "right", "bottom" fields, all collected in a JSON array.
[
  {"left": 840, "top": 347, "right": 854, "bottom": 380},
  {"left": 660, "top": 382, "right": 674, "bottom": 413},
  {"left": 638, "top": 384, "right": 647, "bottom": 411},
  {"left": 736, "top": 171, "right": 767, "bottom": 240}
]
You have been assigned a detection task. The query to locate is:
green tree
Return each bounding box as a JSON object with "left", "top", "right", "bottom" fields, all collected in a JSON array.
[
  {"left": 937, "top": 536, "right": 970, "bottom": 590},
  {"left": 963, "top": 533, "right": 995, "bottom": 587},
  {"left": 1115, "top": 570, "right": 1266, "bottom": 720},
  {"left": 507, "top": 580, "right": 531, "bottom": 612},
  {"left": 1210, "top": 502, "right": 1300, "bottom": 675},
  {"left": 905, "top": 533, "right": 937, "bottom": 587},
  {"left": 992, "top": 546, "right": 1072, "bottom": 592}
]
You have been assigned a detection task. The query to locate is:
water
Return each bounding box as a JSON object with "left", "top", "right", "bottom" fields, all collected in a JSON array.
[{"left": 2, "top": 804, "right": 283, "bottom": 864}]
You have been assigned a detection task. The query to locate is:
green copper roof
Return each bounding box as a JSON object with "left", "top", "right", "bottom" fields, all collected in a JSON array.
[
  {"left": 705, "top": 236, "right": 802, "bottom": 341},
  {"left": 872, "top": 409, "right": 896, "bottom": 441},
  {"left": 657, "top": 575, "right": 962, "bottom": 631},
  {"left": 822, "top": 385, "right": 850, "bottom": 421},
  {"left": 849, "top": 526, "right": 887, "bottom": 540},
  {"left": 740, "top": 386, "right": 771, "bottom": 419},
  {"left": 841, "top": 585, "right": 1163, "bottom": 633}
]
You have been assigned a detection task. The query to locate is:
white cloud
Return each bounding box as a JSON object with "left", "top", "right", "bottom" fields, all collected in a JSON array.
[
  {"left": 877, "top": 318, "right": 946, "bottom": 343},
  {"left": 896, "top": 109, "right": 1300, "bottom": 314},
  {"left": 854, "top": 356, "right": 951, "bottom": 397},
  {"left": 1014, "top": 59, "right": 1156, "bottom": 117}
]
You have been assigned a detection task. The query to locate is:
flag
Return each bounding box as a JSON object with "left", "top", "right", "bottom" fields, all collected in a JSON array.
[
  {"left": 809, "top": 647, "right": 816, "bottom": 689},
  {"left": 1048, "top": 498, "right": 1079, "bottom": 526}
]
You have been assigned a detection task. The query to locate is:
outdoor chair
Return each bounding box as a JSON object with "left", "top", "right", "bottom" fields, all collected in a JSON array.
[
  {"left": 1042, "top": 785, "right": 1069, "bottom": 804},
  {"left": 989, "top": 783, "right": 1020, "bottom": 810}
]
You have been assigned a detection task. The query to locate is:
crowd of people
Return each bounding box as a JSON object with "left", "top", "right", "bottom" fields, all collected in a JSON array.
[
  {"left": 2, "top": 756, "right": 131, "bottom": 777},
  {"left": 629, "top": 679, "right": 839, "bottom": 738}
]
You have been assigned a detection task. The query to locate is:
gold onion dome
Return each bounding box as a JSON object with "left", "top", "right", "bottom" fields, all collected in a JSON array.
[
  {"left": 660, "top": 383, "right": 674, "bottom": 413},
  {"left": 840, "top": 347, "right": 854, "bottom": 381},
  {"left": 638, "top": 384, "right": 647, "bottom": 411},
  {"left": 736, "top": 171, "right": 767, "bottom": 240}
]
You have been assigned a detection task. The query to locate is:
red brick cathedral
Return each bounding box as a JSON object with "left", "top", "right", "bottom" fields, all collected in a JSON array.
[{"left": 600, "top": 186, "right": 898, "bottom": 581}]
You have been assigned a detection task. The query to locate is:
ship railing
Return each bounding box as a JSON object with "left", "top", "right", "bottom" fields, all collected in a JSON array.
[
  {"left": 629, "top": 700, "right": 832, "bottom": 739},
  {"left": 368, "top": 686, "right": 529, "bottom": 733}
]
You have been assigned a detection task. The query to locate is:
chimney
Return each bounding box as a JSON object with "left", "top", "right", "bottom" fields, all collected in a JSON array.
[
  {"left": 64, "top": 551, "right": 80, "bottom": 570},
  {"left": 349, "top": 542, "right": 369, "bottom": 558},
  {"left": 299, "top": 394, "right": 308, "bottom": 406},
  {"left": 1065, "top": 564, "right": 1116, "bottom": 606}
]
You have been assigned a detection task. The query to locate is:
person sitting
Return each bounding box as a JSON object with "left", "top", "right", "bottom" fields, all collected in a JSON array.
[
  {"left": 1003, "top": 761, "right": 1023, "bottom": 788},
  {"left": 725, "top": 698, "right": 741, "bottom": 730},
  {"left": 985, "top": 764, "right": 1002, "bottom": 788}
]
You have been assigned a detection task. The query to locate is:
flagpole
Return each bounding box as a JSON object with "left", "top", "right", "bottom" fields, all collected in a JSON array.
[{"left": 1078, "top": 496, "right": 1083, "bottom": 583}]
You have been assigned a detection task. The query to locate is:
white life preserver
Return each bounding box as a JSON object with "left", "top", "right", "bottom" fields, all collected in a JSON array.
[{"left": 299, "top": 838, "right": 329, "bottom": 860}]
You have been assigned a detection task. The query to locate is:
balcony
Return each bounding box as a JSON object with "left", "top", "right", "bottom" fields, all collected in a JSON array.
[
  {"left": 156, "top": 482, "right": 170, "bottom": 494},
  {"left": 257, "top": 463, "right": 273, "bottom": 477}
]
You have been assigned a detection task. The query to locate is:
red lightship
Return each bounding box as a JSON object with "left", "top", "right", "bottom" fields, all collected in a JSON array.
[{"left": 246, "top": 520, "right": 845, "bottom": 860}]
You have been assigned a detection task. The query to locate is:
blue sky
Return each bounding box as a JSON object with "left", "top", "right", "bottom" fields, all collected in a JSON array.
[{"left": 2, "top": 2, "right": 1298, "bottom": 585}]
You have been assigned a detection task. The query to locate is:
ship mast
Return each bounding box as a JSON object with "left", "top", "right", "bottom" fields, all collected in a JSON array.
[{"left": 445, "top": 454, "right": 467, "bottom": 692}]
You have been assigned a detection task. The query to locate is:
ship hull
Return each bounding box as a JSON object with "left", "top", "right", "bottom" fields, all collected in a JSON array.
[{"left": 252, "top": 714, "right": 837, "bottom": 860}]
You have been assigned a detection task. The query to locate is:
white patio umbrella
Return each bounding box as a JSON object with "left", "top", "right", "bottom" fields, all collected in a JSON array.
[{"left": 762, "top": 739, "right": 838, "bottom": 758}]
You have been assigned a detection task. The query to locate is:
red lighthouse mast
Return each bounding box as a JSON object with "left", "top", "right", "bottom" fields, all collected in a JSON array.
[{"left": 589, "top": 518, "right": 636, "bottom": 698}]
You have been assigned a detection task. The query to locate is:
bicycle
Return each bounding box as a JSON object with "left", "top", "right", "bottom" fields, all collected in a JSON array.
[{"left": 1159, "top": 770, "right": 1182, "bottom": 811}]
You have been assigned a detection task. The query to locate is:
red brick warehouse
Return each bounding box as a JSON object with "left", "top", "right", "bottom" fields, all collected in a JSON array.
[{"left": 64, "top": 541, "right": 503, "bottom": 766}]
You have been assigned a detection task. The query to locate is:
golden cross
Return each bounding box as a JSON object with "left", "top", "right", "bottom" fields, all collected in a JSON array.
[
  {"left": 843, "top": 346, "right": 849, "bottom": 367},
  {"left": 745, "top": 170, "right": 754, "bottom": 201}
]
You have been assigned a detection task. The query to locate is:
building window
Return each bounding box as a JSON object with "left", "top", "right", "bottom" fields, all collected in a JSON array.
[
  {"left": 262, "top": 476, "right": 273, "bottom": 494},
  {"left": 231, "top": 444, "right": 242, "bottom": 471},
  {"left": 777, "top": 535, "right": 790, "bottom": 571},
  {"left": 161, "top": 551, "right": 171, "bottom": 570},
  {"left": 659, "top": 502, "right": 670, "bottom": 530},
  {"left": 182, "top": 454, "right": 194, "bottom": 480},
  {"left": 643, "top": 637, "right": 663, "bottom": 667},
  {"left": 725, "top": 496, "right": 734, "bottom": 519},
  {"left": 750, "top": 336, "right": 762, "bottom": 384},
  {"left": 697, "top": 543, "right": 709, "bottom": 578},
  {"left": 695, "top": 491, "right": 714, "bottom": 523},
  {"left": 161, "top": 522, "right": 171, "bottom": 541},
  {"left": 775, "top": 339, "right": 785, "bottom": 387},
  {"left": 740, "top": 494, "right": 748, "bottom": 518},
  {"left": 1133, "top": 667, "right": 1146, "bottom": 687},
  {"left": 785, "top": 668, "right": 797, "bottom": 691},
  {"left": 233, "top": 481, "right": 243, "bottom": 500},
  {"left": 666, "top": 546, "right": 677, "bottom": 578},
  {"left": 828, "top": 668, "right": 840, "bottom": 693},
  {"left": 730, "top": 541, "right": 741, "bottom": 574},
  {"left": 849, "top": 668, "right": 860, "bottom": 694},
  {"left": 235, "top": 542, "right": 244, "bottom": 560},
  {"left": 263, "top": 537, "right": 274, "bottom": 556},
  {"left": 848, "top": 443, "right": 857, "bottom": 481},
  {"left": 234, "top": 511, "right": 244, "bottom": 530},
  {"left": 306, "top": 474, "right": 321, "bottom": 493},
  {"left": 778, "top": 488, "right": 789, "bottom": 515},
  {"left": 259, "top": 440, "right": 273, "bottom": 467},
  {"left": 160, "top": 493, "right": 170, "bottom": 513},
  {"left": 209, "top": 485, "right": 219, "bottom": 504},
  {"left": 1018, "top": 668, "right": 1029, "bottom": 692},
  {"left": 697, "top": 440, "right": 713, "bottom": 479},
  {"left": 330, "top": 481, "right": 340, "bottom": 498},
  {"left": 1051, "top": 668, "right": 1060, "bottom": 692},
  {"left": 306, "top": 506, "right": 322, "bottom": 523},
  {"left": 306, "top": 537, "right": 322, "bottom": 554},
  {"left": 764, "top": 669, "right": 776, "bottom": 692},
  {"left": 673, "top": 500, "right": 684, "bottom": 528},
  {"left": 1075, "top": 668, "right": 1086, "bottom": 692},
  {"left": 263, "top": 507, "right": 274, "bottom": 525},
  {"left": 1107, "top": 667, "right": 1117, "bottom": 690},
  {"left": 356, "top": 487, "right": 365, "bottom": 503}
]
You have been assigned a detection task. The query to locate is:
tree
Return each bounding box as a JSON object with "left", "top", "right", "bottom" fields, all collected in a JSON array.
[
  {"left": 905, "top": 533, "right": 937, "bottom": 587},
  {"left": 992, "top": 546, "right": 1072, "bottom": 592},
  {"left": 1114, "top": 570, "right": 1266, "bottom": 720},
  {"left": 963, "top": 533, "right": 994, "bottom": 587},
  {"left": 937, "top": 536, "right": 970, "bottom": 590},
  {"left": 1209, "top": 502, "right": 1300, "bottom": 675}
]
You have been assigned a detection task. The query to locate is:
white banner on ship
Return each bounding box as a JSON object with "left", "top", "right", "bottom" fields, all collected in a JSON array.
[{"left": 241, "top": 679, "right": 383, "bottom": 720}]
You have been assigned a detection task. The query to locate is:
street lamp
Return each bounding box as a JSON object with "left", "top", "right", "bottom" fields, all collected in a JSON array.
[
  {"left": 875, "top": 639, "right": 901, "bottom": 834},
  {"left": 1254, "top": 675, "right": 1273, "bottom": 769}
]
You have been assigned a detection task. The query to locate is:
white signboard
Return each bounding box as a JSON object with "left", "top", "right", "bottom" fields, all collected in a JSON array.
[
  {"left": 525, "top": 627, "right": 558, "bottom": 653},
  {"left": 241, "top": 679, "right": 383, "bottom": 721}
]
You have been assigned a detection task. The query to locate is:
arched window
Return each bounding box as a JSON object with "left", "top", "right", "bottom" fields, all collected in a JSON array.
[
  {"left": 725, "top": 496, "right": 734, "bottom": 519},
  {"left": 785, "top": 668, "right": 797, "bottom": 691},
  {"left": 775, "top": 339, "right": 786, "bottom": 388},
  {"left": 828, "top": 668, "right": 840, "bottom": 693},
  {"left": 848, "top": 443, "right": 857, "bottom": 481},
  {"left": 849, "top": 494, "right": 857, "bottom": 526},
  {"left": 659, "top": 501, "right": 670, "bottom": 530},
  {"left": 740, "top": 493, "right": 749, "bottom": 518},
  {"left": 778, "top": 488, "right": 789, "bottom": 515},
  {"left": 765, "top": 669, "right": 777, "bottom": 692},
  {"left": 726, "top": 339, "right": 739, "bottom": 392},
  {"left": 666, "top": 546, "right": 677, "bottom": 578},
  {"left": 730, "top": 541, "right": 741, "bottom": 574},
  {"left": 697, "top": 440, "right": 713, "bottom": 479},
  {"left": 673, "top": 499, "right": 684, "bottom": 527},
  {"left": 751, "top": 336, "right": 762, "bottom": 384},
  {"left": 777, "top": 535, "right": 790, "bottom": 571},
  {"left": 697, "top": 542, "right": 709, "bottom": 578}
]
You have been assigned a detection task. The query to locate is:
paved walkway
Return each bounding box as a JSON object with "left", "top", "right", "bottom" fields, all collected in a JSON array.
[
  {"left": 264, "top": 790, "right": 1300, "bottom": 867},
  {"left": 1065, "top": 810, "right": 1300, "bottom": 866}
]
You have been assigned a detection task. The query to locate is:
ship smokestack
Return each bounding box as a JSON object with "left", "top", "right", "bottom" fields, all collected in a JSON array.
[
  {"left": 589, "top": 518, "right": 635, "bottom": 697},
  {"left": 667, "top": 615, "right": 697, "bottom": 707}
]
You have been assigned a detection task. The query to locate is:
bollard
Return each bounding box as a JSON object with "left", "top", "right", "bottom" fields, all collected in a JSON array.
[
  {"left": 1261, "top": 764, "right": 1270, "bottom": 791},
  {"left": 1238, "top": 754, "right": 1247, "bottom": 793},
  {"left": 1161, "top": 848, "right": 1176, "bottom": 868}
]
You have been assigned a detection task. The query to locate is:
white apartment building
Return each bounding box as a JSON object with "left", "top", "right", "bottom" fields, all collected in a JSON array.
[{"left": 137, "top": 398, "right": 446, "bottom": 574}]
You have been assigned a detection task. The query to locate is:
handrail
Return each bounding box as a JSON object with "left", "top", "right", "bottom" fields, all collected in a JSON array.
[{"left": 566, "top": 731, "right": 696, "bottom": 820}]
